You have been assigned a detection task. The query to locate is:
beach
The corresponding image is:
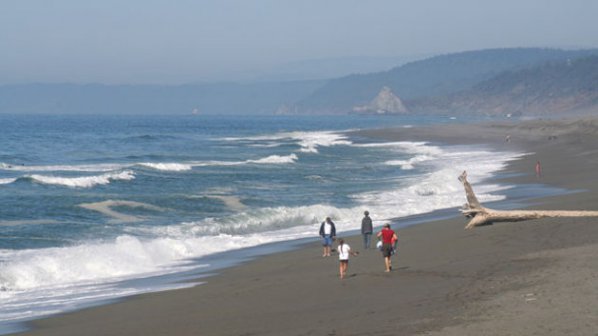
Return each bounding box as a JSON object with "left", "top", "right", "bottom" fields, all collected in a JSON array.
[{"left": 13, "top": 118, "right": 598, "bottom": 336}]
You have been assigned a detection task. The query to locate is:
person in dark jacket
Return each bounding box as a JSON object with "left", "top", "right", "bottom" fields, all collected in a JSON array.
[
  {"left": 319, "top": 217, "right": 336, "bottom": 257},
  {"left": 361, "top": 210, "right": 373, "bottom": 249}
]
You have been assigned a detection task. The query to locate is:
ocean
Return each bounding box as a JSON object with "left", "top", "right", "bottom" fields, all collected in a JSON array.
[{"left": 0, "top": 114, "right": 524, "bottom": 331}]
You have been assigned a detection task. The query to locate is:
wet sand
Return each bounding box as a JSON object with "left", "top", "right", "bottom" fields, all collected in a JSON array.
[{"left": 14, "top": 118, "right": 598, "bottom": 335}]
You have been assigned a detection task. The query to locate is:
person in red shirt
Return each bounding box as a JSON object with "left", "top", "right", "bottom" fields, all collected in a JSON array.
[{"left": 377, "top": 223, "right": 398, "bottom": 272}]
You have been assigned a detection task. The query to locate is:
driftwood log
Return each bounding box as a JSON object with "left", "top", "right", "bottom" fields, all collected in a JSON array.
[{"left": 459, "top": 171, "right": 598, "bottom": 229}]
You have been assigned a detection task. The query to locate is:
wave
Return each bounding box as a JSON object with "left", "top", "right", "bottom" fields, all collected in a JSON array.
[
  {"left": 384, "top": 155, "right": 433, "bottom": 170},
  {"left": 222, "top": 130, "right": 352, "bottom": 153},
  {"left": 0, "top": 162, "right": 127, "bottom": 172},
  {"left": 1, "top": 152, "right": 299, "bottom": 175},
  {"left": 137, "top": 162, "right": 193, "bottom": 171},
  {"left": 0, "top": 178, "right": 17, "bottom": 185},
  {"left": 357, "top": 141, "right": 467, "bottom": 170},
  {"left": 27, "top": 170, "right": 135, "bottom": 188},
  {"left": 354, "top": 147, "right": 524, "bottom": 218},
  {"left": 246, "top": 153, "right": 298, "bottom": 164},
  {"left": 354, "top": 141, "right": 443, "bottom": 155}
]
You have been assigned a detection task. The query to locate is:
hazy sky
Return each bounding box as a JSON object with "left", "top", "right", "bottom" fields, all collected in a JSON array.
[{"left": 1, "top": 0, "right": 598, "bottom": 84}]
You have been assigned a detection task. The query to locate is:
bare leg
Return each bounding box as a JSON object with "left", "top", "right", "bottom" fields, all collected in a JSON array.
[{"left": 340, "top": 261, "right": 348, "bottom": 279}]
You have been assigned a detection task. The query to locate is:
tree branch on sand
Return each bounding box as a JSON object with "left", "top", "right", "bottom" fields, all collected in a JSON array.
[{"left": 458, "top": 171, "right": 598, "bottom": 229}]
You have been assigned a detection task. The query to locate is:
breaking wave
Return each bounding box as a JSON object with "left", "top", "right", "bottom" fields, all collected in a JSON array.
[
  {"left": 27, "top": 170, "right": 135, "bottom": 188},
  {"left": 222, "top": 130, "right": 352, "bottom": 153}
]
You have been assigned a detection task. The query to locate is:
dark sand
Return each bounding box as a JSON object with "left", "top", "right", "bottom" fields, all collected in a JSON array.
[{"left": 14, "top": 118, "right": 598, "bottom": 336}]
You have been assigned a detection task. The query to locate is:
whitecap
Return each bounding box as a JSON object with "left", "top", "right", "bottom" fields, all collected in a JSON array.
[
  {"left": 384, "top": 154, "right": 433, "bottom": 170},
  {"left": 0, "top": 162, "right": 127, "bottom": 172},
  {"left": 0, "top": 178, "right": 17, "bottom": 185},
  {"left": 247, "top": 153, "right": 298, "bottom": 164},
  {"left": 137, "top": 162, "right": 193, "bottom": 171},
  {"left": 222, "top": 130, "right": 352, "bottom": 154},
  {"left": 28, "top": 170, "right": 135, "bottom": 188}
]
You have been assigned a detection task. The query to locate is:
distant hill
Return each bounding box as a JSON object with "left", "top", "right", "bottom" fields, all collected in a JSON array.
[
  {"left": 409, "top": 55, "right": 598, "bottom": 116},
  {"left": 2, "top": 48, "right": 598, "bottom": 116},
  {"left": 295, "top": 48, "right": 598, "bottom": 114},
  {"left": 253, "top": 54, "right": 428, "bottom": 82}
]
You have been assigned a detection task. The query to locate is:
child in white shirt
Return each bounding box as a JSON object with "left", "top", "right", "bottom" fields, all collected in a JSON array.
[{"left": 337, "top": 239, "right": 358, "bottom": 279}]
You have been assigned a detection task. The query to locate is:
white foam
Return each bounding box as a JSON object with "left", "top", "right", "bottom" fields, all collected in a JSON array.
[
  {"left": 0, "top": 234, "right": 205, "bottom": 316},
  {"left": 385, "top": 155, "right": 433, "bottom": 170},
  {"left": 223, "top": 130, "right": 352, "bottom": 153},
  {"left": 0, "top": 162, "right": 127, "bottom": 172},
  {"left": 354, "top": 145, "right": 524, "bottom": 221},
  {"left": 247, "top": 153, "right": 298, "bottom": 164},
  {"left": 28, "top": 170, "right": 135, "bottom": 188},
  {"left": 1, "top": 154, "right": 298, "bottom": 177},
  {"left": 355, "top": 141, "right": 443, "bottom": 155},
  {"left": 137, "top": 162, "right": 193, "bottom": 171},
  {"left": 189, "top": 154, "right": 298, "bottom": 167},
  {"left": 0, "top": 178, "right": 17, "bottom": 185}
]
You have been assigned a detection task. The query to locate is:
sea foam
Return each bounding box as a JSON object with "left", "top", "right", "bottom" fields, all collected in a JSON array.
[
  {"left": 0, "top": 178, "right": 17, "bottom": 185},
  {"left": 223, "top": 130, "right": 351, "bottom": 154},
  {"left": 137, "top": 162, "right": 193, "bottom": 171},
  {"left": 27, "top": 170, "right": 135, "bottom": 188},
  {"left": 0, "top": 162, "right": 127, "bottom": 172},
  {"left": 247, "top": 153, "right": 298, "bottom": 164}
]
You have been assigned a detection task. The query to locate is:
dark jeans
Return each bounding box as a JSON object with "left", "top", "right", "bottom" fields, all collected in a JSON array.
[{"left": 362, "top": 233, "right": 372, "bottom": 249}]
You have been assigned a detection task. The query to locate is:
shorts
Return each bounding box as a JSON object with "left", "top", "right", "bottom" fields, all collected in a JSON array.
[
  {"left": 322, "top": 235, "right": 333, "bottom": 247},
  {"left": 382, "top": 243, "right": 393, "bottom": 258},
  {"left": 339, "top": 259, "right": 349, "bottom": 264}
]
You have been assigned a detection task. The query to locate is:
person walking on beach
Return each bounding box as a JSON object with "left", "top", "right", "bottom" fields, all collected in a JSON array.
[
  {"left": 361, "top": 210, "right": 373, "bottom": 249},
  {"left": 535, "top": 160, "right": 542, "bottom": 178},
  {"left": 319, "top": 217, "right": 336, "bottom": 257},
  {"left": 377, "top": 223, "right": 397, "bottom": 272},
  {"left": 337, "top": 239, "right": 358, "bottom": 279}
]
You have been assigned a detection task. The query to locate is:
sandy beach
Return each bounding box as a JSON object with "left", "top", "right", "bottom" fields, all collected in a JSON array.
[{"left": 13, "top": 118, "right": 598, "bottom": 336}]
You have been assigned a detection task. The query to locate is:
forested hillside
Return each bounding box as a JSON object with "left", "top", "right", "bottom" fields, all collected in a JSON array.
[
  {"left": 296, "top": 48, "right": 598, "bottom": 114},
  {"left": 409, "top": 55, "right": 598, "bottom": 116}
]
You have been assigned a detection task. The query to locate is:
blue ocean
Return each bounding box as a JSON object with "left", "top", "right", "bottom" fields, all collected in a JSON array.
[{"left": 0, "top": 114, "right": 523, "bottom": 330}]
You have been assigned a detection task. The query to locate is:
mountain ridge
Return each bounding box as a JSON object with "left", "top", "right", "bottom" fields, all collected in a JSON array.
[{"left": 1, "top": 48, "right": 597, "bottom": 117}]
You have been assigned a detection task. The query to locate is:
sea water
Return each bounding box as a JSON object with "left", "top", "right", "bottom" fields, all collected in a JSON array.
[{"left": 0, "top": 114, "right": 524, "bottom": 330}]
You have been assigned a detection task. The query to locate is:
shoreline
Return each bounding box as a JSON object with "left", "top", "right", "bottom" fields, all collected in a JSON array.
[{"left": 12, "top": 117, "right": 598, "bottom": 335}]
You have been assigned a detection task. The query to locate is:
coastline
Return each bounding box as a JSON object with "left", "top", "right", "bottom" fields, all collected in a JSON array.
[{"left": 12, "top": 118, "right": 598, "bottom": 335}]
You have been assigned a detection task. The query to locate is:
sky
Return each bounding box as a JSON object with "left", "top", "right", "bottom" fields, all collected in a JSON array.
[{"left": 1, "top": 0, "right": 598, "bottom": 85}]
